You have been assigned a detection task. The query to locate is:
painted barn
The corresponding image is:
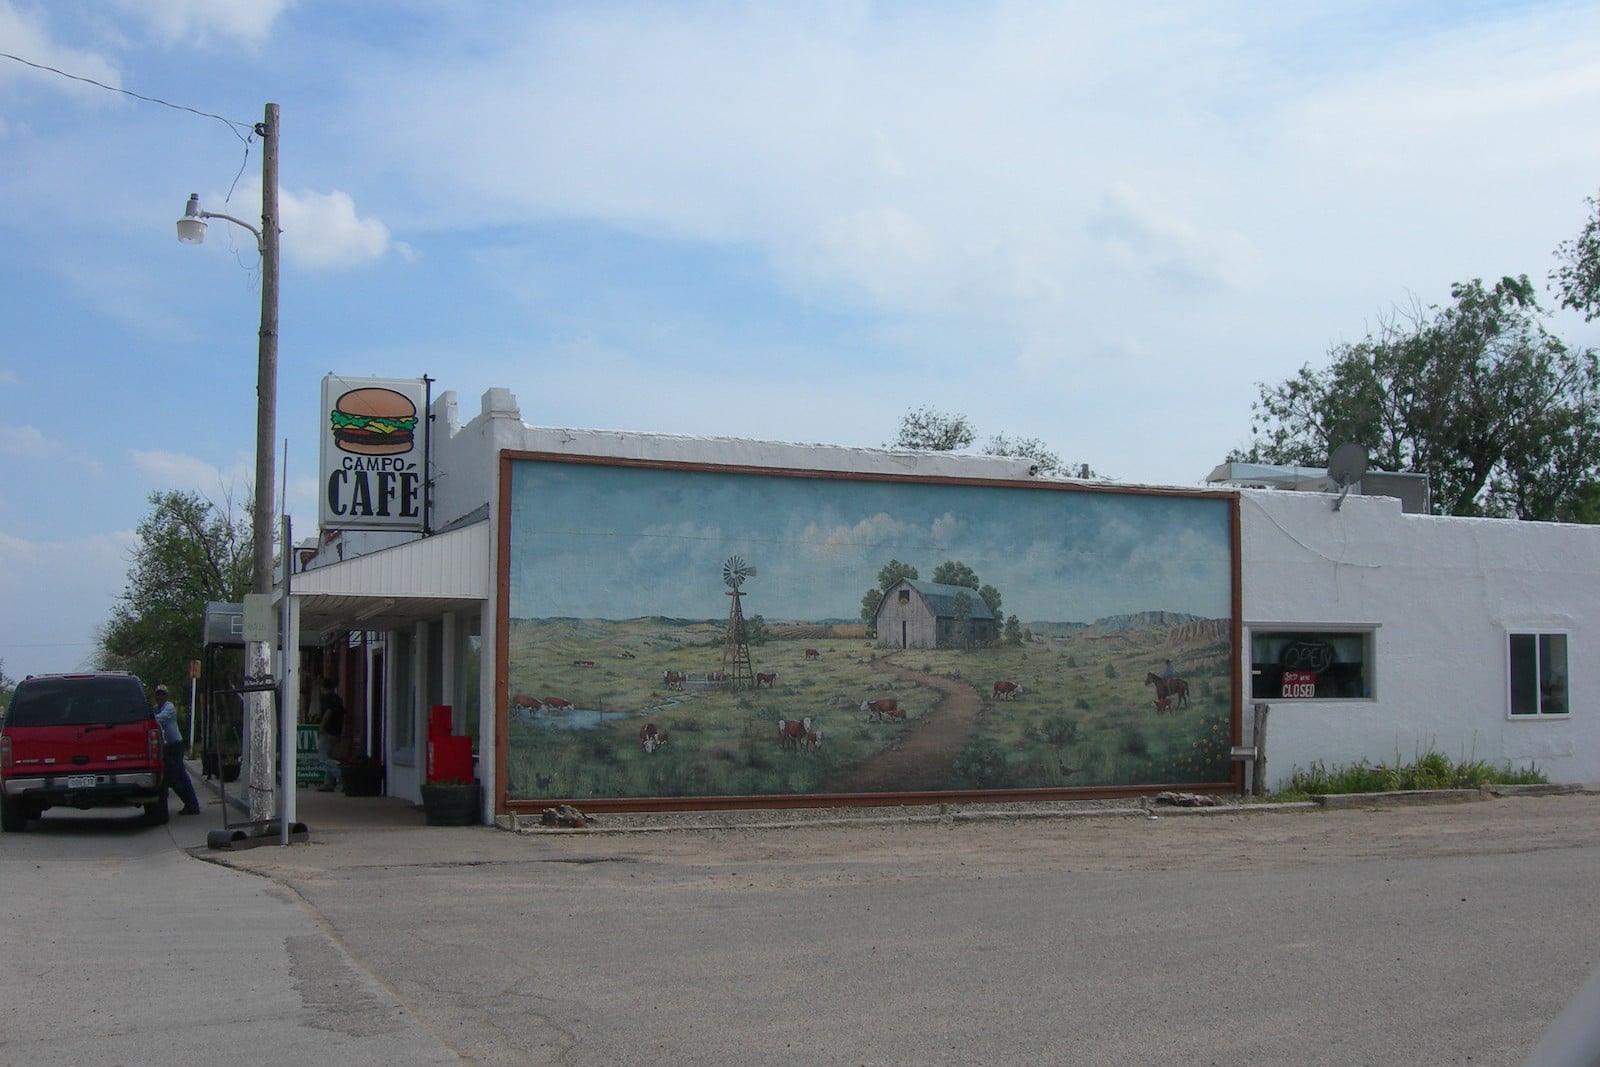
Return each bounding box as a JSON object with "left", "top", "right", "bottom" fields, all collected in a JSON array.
[{"left": 874, "top": 578, "right": 998, "bottom": 649}]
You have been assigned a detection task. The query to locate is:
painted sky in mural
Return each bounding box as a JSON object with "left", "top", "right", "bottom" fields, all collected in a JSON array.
[{"left": 509, "top": 461, "right": 1233, "bottom": 624}]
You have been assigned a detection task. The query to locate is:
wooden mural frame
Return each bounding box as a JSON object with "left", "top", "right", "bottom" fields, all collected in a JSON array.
[{"left": 496, "top": 452, "right": 1242, "bottom": 815}]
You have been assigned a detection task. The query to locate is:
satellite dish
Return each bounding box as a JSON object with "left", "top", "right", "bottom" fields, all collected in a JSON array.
[
  {"left": 1327, "top": 443, "right": 1369, "bottom": 510},
  {"left": 1327, "top": 442, "right": 1369, "bottom": 487}
]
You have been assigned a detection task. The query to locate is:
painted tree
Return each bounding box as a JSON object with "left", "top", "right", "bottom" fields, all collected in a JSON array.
[
  {"left": 1231, "top": 276, "right": 1600, "bottom": 519},
  {"left": 98, "top": 490, "right": 254, "bottom": 695},
  {"left": 859, "top": 559, "right": 920, "bottom": 625},
  {"left": 950, "top": 590, "right": 973, "bottom": 649},
  {"left": 931, "top": 560, "right": 978, "bottom": 589}
]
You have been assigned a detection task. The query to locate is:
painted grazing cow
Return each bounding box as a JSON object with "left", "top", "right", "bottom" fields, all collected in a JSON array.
[
  {"left": 755, "top": 672, "right": 777, "bottom": 689},
  {"left": 992, "top": 680, "right": 1023, "bottom": 701},
  {"left": 663, "top": 670, "right": 685, "bottom": 690},
  {"left": 861, "top": 698, "right": 899, "bottom": 721},
  {"left": 776, "top": 717, "right": 814, "bottom": 749},
  {"left": 639, "top": 722, "right": 669, "bottom": 753}
]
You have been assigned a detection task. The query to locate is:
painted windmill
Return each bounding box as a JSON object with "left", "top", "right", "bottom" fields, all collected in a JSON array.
[{"left": 719, "top": 554, "right": 758, "bottom": 691}]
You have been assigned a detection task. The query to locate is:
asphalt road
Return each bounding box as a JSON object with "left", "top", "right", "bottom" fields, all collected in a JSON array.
[{"left": 3, "top": 789, "right": 1598, "bottom": 1066}]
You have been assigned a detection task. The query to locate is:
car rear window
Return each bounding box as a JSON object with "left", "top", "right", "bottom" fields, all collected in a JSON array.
[{"left": 4, "top": 678, "right": 151, "bottom": 727}]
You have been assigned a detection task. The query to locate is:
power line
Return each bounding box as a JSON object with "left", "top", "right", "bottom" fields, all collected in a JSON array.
[{"left": 0, "top": 50, "right": 254, "bottom": 142}]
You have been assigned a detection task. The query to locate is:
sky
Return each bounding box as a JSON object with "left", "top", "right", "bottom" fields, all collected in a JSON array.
[
  {"left": 507, "top": 460, "right": 1233, "bottom": 623},
  {"left": 2, "top": 1, "right": 1599, "bottom": 678}
]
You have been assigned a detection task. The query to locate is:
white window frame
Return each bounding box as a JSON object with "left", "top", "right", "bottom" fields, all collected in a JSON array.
[
  {"left": 1506, "top": 630, "right": 1569, "bottom": 719},
  {"left": 1246, "top": 624, "right": 1379, "bottom": 702}
]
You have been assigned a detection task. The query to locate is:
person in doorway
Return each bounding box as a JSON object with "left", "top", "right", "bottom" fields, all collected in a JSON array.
[
  {"left": 152, "top": 684, "right": 201, "bottom": 815},
  {"left": 317, "top": 676, "right": 347, "bottom": 792}
]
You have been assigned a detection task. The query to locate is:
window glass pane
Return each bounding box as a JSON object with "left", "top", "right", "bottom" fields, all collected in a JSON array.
[
  {"left": 1250, "top": 630, "right": 1372, "bottom": 699},
  {"left": 392, "top": 630, "right": 415, "bottom": 756},
  {"left": 1508, "top": 633, "right": 1539, "bottom": 715},
  {"left": 459, "top": 615, "right": 482, "bottom": 747},
  {"left": 1539, "top": 633, "right": 1568, "bottom": 714}
]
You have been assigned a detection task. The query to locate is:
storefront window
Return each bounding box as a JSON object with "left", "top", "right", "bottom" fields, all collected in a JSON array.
[{"left": 1250, "top": 629, "right": 1374, "bottom": 700}]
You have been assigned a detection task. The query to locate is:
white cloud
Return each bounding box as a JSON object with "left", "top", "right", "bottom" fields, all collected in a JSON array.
[
  {"left": 193, "top": 180, "right": 397, "bottom": 269},
  {"left": 0, "top": 1, "right": 122, "bottom": 96},
  {"left": 0, "top": 528, "right": 134, "bottom": 675},
  {"left": 129, "top": 449, "right": 252, "bottom": 500},
  {"left": 111, "top": 0, "right": 291, "bottom": 46},
  {"left": 279, "top": 187, "right": 396, "bottom": 269},
  {"left": 0, "top": 426, "right": 49, "bottom": 457}
]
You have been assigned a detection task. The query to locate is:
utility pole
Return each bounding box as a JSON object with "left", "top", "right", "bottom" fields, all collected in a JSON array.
[{"left": 245, "top": 102, "right": 281, "bottom": 823}]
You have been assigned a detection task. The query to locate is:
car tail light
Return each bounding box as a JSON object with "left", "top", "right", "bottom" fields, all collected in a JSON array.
[
  {"left": 1, "top": 733, "right": 10, "bottom": 770},
  {"left": 148, "top": 727, "right": 162, "bottom": 765}
]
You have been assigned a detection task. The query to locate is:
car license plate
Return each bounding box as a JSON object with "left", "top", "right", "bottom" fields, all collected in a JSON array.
[{"left": 67, "top": 774, "right": 97, "bottom": 789}]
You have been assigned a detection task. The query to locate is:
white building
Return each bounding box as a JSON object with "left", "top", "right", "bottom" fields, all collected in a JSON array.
[{"left": 283, "top": 385, "right": 1599, "bottom": 824}]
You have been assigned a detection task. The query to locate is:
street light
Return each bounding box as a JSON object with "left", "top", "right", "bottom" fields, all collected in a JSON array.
[{"left": 177, "top": 102, "right": 281, "bottom": 827}]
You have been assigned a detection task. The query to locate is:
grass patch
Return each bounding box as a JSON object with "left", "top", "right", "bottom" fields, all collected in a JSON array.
[{"left": 1274, "top": 748, "right": 1546, "bottom": 801}]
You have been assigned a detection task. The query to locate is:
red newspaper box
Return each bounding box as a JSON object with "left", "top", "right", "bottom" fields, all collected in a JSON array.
[
  {"left": 428, "top": 704, "right": 453, "bottom": 738},
  {"left": 427, "top": 734, "right": 473, "bottom": 783}
]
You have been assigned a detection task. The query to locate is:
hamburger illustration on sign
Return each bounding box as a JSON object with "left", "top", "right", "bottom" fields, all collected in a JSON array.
[
  {"left": 319, "top": 375, "right": 428, "bottom": 532},
  {"left": 330, "top": 387, "right": 418, "bottom": 456}
]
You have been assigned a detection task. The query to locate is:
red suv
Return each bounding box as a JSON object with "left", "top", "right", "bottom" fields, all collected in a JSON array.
[{"left": 1, "top": 672, "right": 169, "bottom": 831}]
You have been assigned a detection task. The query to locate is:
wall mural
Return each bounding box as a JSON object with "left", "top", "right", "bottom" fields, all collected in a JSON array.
[{"left": 503, "top": 457, "right": 1238, "bottom": 803}]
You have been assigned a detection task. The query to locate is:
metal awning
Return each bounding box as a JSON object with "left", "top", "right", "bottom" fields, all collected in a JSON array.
[{"left": 284, "top": 521, "right": 490, "bottom": 633}]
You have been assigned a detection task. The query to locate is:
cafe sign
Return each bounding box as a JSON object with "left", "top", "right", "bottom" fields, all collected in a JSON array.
[{"left": 319, "top": 375, "right": 428, "bottom": 531}]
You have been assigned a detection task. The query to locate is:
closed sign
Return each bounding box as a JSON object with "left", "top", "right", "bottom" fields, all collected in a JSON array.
[{"left": 1281, "top": 670, "right": 1316, "bottom": 698}]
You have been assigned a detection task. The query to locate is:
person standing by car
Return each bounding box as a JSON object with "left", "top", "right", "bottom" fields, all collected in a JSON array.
[
  {"left": 152, "top": 684, "right": 201, "bottom": 815},
  {"left": 317, "top": 676, "right": 347, "bottom": 792}
]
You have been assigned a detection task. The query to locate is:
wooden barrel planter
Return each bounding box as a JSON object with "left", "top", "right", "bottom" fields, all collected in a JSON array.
[{"left": 420, "top": 781, "right": 481, "bottom": 826}]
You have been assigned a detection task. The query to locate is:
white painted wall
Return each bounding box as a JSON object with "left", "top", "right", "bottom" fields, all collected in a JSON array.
[
  {"left": 322, "top": 383, "right": 1600, "bottom": 803},
  {"left": 1241, "top": 488, "right": 1600, "bottom": 788}
]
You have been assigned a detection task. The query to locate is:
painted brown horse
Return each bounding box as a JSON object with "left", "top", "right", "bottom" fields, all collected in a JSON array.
[{"left": 1144, "top": 672, "right": 1189, "bottom": 708}]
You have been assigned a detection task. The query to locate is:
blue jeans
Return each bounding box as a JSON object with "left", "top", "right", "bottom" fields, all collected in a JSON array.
[
  {"left": 163, "top": 742, "right": 200, "bottom": 811},
  {"left": 317, "top": 733, "right": 341, "bottom": 786}
]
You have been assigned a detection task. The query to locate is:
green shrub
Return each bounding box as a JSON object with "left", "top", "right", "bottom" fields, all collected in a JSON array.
[{"left": 1278, "top": 749, "right": 1546, "bottom": 799}]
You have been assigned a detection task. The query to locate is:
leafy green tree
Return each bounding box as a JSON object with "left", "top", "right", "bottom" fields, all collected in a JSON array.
[
  {"left": 979, "top": 583, "right": 1002, "bottom": 618},
  {"left": 890, "top": 406, "right": 1096, "bottom": 477},
  {"left": 1554, "top": 189, "right": 1600, "bottom": 322},
  {"left": 891, "top": 406, "right": 975, "bottom": 451},
  {"left": 1004, "top": 614, "right": 1023, "bottom": 645},
  {"left": 98, "top": 490, "right": 253, "bottom": 694},
  {"left": 746, "top": 614, "right": 769, "bottom": 645},
  {"left": 1232, "top": 276, "right": 1600, "bottom": 519},
  {"left": 0, "top": 659, "right": 15, "bottom": 711}
]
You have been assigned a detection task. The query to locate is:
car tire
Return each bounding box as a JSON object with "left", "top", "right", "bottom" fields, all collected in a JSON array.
[
  {"left": 144, "top": 796, "right": 170, "bottom": 826},
  {"left": 1, "top": 794, "right": 28, "bottom": 833}
]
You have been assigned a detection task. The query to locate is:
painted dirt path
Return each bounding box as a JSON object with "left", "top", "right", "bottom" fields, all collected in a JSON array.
[{"left": 833, "top": 662, "right": 984, "bottom": 793}]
